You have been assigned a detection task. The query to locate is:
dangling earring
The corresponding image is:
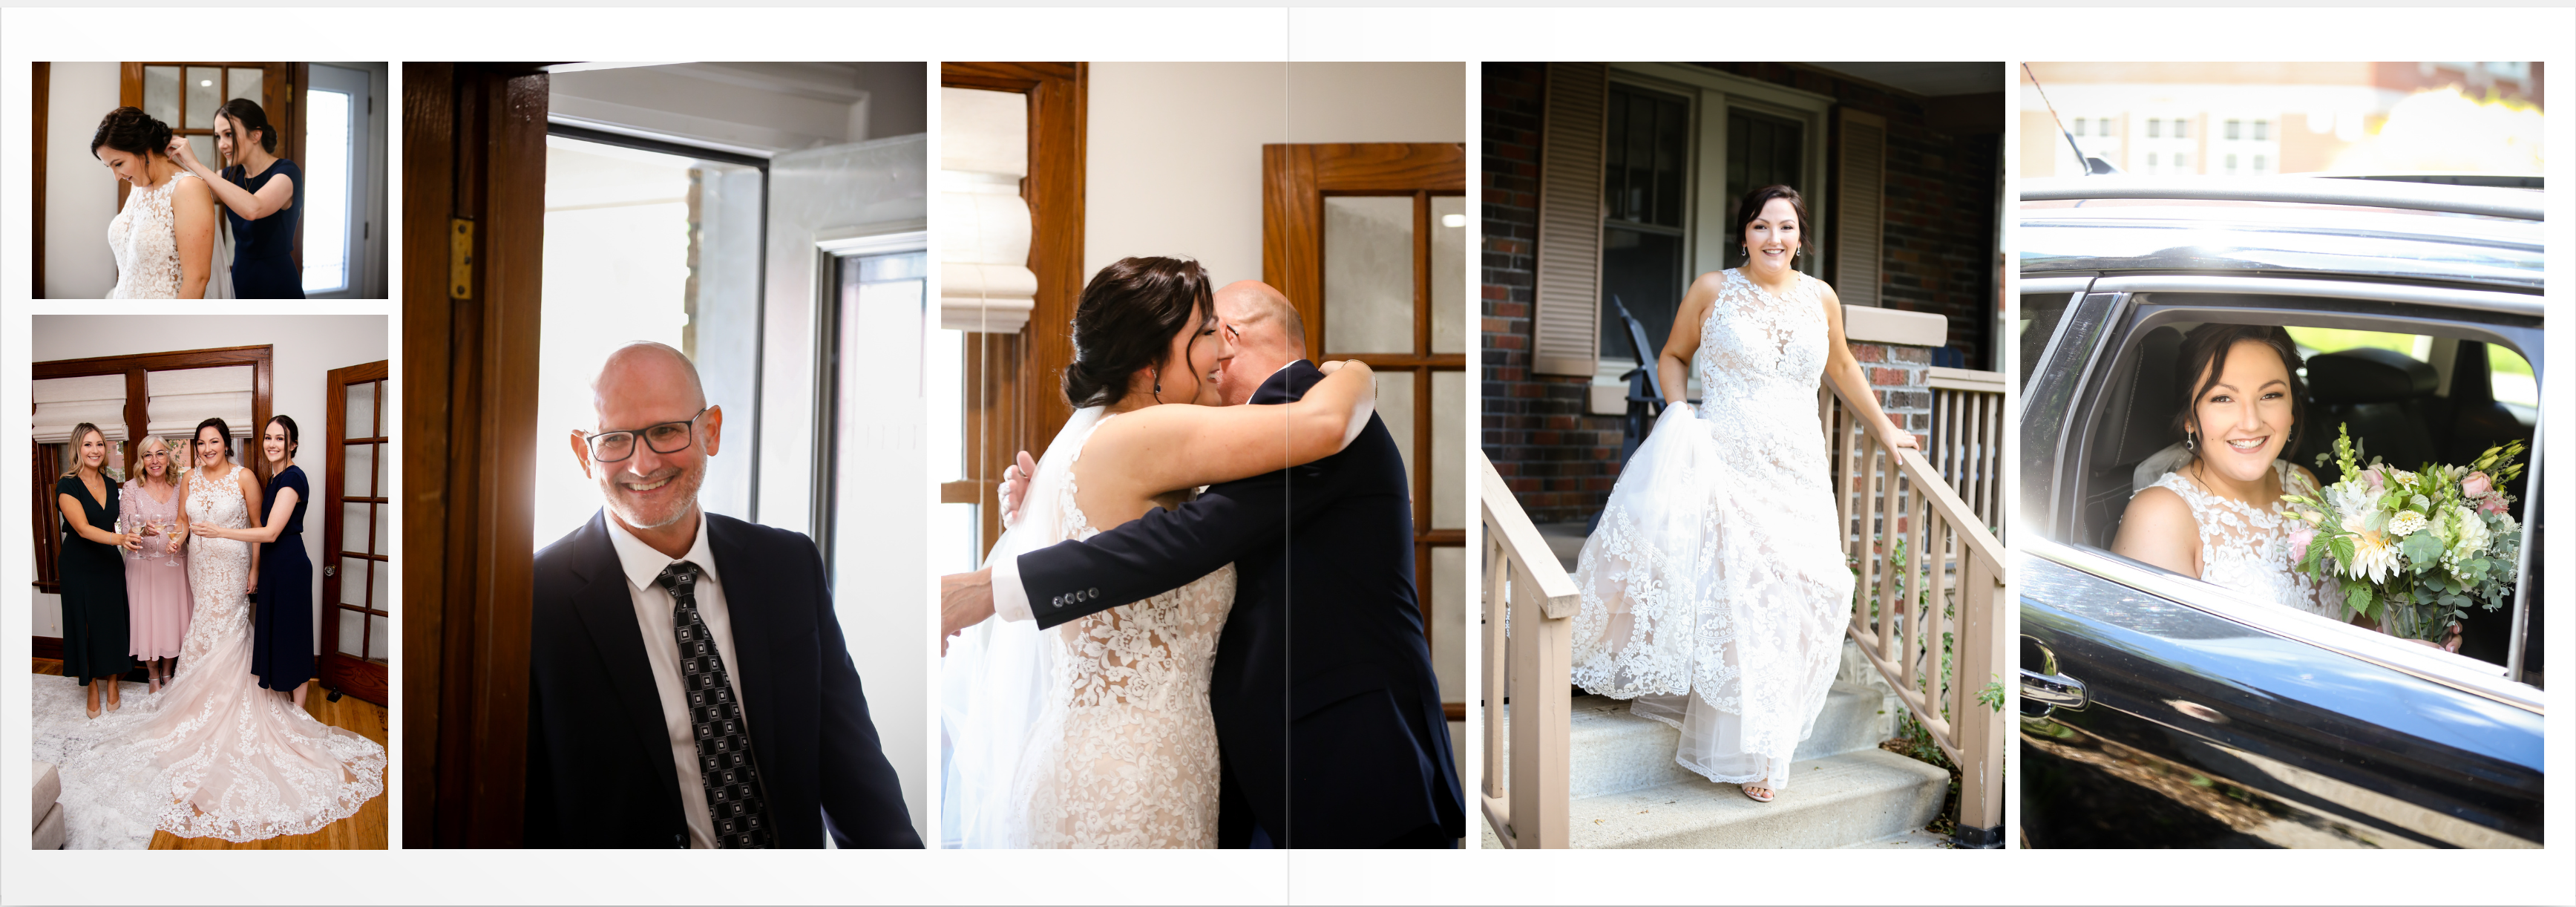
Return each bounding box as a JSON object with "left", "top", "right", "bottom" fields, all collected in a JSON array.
[
  {"left": 2186, "top": 432, "right": 2196, "bottom": 451},
  {"left": 1152, "top": 367, "right": 1161, "bottom": 396}
]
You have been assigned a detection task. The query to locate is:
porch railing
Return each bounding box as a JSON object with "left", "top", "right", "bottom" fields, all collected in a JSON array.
[
  {"left": 1820, "top": 378, "right": 2011, "bottom": 846},
  {"left": 1479, "top": 452, "right": 1576, "bottom": 848},
  {"left": 1927, "top": 367, "right": 2008, "bottom": 537}
]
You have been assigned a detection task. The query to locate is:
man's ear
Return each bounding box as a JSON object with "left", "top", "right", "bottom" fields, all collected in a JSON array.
[
  {"left": 569, "top": 430, "right": 594, "bottom": 479},
  {"left": 701, "top": 405, "right": 723, "bottom": 457}
]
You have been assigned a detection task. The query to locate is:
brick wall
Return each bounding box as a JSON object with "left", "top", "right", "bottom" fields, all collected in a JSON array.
[{"left": 1852, "top": 341, "right": 1933, "bottom": 444}]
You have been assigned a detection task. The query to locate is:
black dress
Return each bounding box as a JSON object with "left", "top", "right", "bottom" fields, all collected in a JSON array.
[
  {"left": 222, "top": 158, "right": 304, "bottom": 299},
  {"left": 56, "top": 475, "right": 133, "bottom": 684},
  {"left": 251, "top": 465, "right": 313, "bottom": 690}
]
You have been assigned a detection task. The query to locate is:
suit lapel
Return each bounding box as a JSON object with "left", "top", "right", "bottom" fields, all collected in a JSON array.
[
  {"left": 704, "top": 517, "right": 781, "bottom": 773},
  {"left": 564, "top": 514, "right": 685, "bottom": 813}
]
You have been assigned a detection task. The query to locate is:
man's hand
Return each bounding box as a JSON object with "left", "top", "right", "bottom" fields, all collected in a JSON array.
[
  {"left": 940, "top": 566, "right": 998, "bottom": 657},
  {"left": 998, "top": 451, "right": 1036, "bottom": 526}
]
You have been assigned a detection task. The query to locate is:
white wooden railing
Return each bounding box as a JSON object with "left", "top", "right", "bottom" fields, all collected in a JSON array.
[
  {"left": 1820, "top": 378, "right": 2011, "bottom": 842},
  {"left": 1479, "top": 452, "right": 1576, "bottom": 848}
]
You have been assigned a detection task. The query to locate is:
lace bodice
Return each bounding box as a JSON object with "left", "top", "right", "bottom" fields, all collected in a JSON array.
[
  {"left": 107, "top": 171, "right": 200, "bottom": 299},
  {"left": 2147, "top": 462, "right": 2333, "bottom": 619},
  {"left": 1565, "top": 268, "right": 1855, "bottom": 789},
  {"left": 1009, "top": 410, "right": 1235, "bottom": 848}
]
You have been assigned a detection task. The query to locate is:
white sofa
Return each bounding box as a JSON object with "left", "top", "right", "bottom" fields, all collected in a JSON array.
[{"left": 32, "top": 760, "right": 65, "bottom": 850}]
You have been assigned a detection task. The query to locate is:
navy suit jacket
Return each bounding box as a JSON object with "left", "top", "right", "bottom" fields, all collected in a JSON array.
[
  {"left": 1016, "top": 361, "right": 1465, "bottom": 847},
  {"left": 525, "top": 511, "right": 920, "bottom": 848}
]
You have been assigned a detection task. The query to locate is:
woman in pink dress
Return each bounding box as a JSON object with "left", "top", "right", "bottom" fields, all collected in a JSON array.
[{"left": 120, "top": 436, "right": 191, "bottom": 695}]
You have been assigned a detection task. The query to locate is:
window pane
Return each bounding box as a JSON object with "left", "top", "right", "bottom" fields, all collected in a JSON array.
[
  {"left": 143, "top": 65, "right": 180, "bottom": 127},
  {"left": 2254, "top": 119, "right": 2270, "bottom": 141},
  {"left": 1431, "top": 370, "right": 1464, "bottom": 530},
  {"left": 341, "top": 502, "right": 370, "bottom": 555},
  {"left": 2491, "top": 343, "right": 2537, "bottom": 407},
  {"left": 1323, "top": 195, "right": 1415, "bottom": 355},
  {"left": 1430, "top": 546, "right": 1463, "bottom": 701},
  {"left": 186, "top": 66, "right": 220, "bottom": 130},
  {"left": 1599, "top": 226, "right": 1683, "bottom": 362},
  {"left": 2146, "top": 119, "right": 2161, "bottom": 139},
  {"left": 371, "top": 557, "right": 390, "bottom": 616},
  {"left": 1375, "top": 370, "right": 1416, "bottom": 486},
  {"left": 344, "top": 441, "right": 375, "bottom": 498},
  {"left": 227, "top": 68, "right": 262, "bottom": 106},
  {"left": 347, "top": 378, "right": 378, "bottom": 437},
  {"left": 1431, "top": 195, "right": 1466, "bottom": 354},
  {"left": 2174, "top": 119, "right": 2189, "bottom": 140},
  {"left": 338, "top": 606, "right": 364, "bottom": 657},
  {"left": 366, "top": 613, "right": 388, "bottom": 662},
  {"left": 340, "top": 557, "right": 370, "bottom": 606},
  {"left": 188, "top": 136, "right": 216, "bottom": 171},
  {"left": 301, "top": 88, "right": 353, "bottom": 293}
]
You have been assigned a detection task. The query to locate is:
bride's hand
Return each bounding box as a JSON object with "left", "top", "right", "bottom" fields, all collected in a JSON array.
[
  {"left": 192, "top": 523, "right": 223, "bottom": 540},
  {"left": 1886, "top": 416, "right": 1920, "bottom": 450},
  {"left": 998, "top": 451, "right": 1037, "bottom": 527}
]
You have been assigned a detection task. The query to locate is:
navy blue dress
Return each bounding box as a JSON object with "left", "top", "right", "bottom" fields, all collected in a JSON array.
[
  {"left": 56, "top": 476, "right": 133, "bottom": 684},
  {"left": 252, "top": 465, "right": 314, "bottom": 690},
  {"left": 222, "top": 158, "right": 304, "bottom": 299}
]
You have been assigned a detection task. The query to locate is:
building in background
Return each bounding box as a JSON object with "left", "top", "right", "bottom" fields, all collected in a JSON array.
[{"left": 2019, "top": 62, "right": 2544, "bottom": 179}]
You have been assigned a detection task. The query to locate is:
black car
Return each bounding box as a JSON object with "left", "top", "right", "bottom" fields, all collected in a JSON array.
[{"left": 2016, "top": 176, "right": 2544, "bottom": 848}]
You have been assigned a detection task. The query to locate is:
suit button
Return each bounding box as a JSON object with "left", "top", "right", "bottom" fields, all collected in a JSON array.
[{"left": 1089, "top": 587, "right": 1100, "bottom": 599}]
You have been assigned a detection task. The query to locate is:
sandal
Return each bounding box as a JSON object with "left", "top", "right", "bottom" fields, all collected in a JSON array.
[{"left": 1740, "top": 780, "right": 1775, "bottom": 803}]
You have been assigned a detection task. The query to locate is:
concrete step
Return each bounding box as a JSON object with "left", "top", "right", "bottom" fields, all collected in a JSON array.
[
  {"left": 1840, "top": 828, "right": 1955, "bottom": 849},
  {"left": 1559, "top": 682, "right": 1895, "bottom": 800},
  {"left": 1541, "top": 748, "right": 1947, "bottom": 849}
]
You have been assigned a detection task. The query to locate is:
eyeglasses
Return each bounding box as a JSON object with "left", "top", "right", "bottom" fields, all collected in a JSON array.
[{"left": 583, "top": 407, "right": 709, "bottom": 463}]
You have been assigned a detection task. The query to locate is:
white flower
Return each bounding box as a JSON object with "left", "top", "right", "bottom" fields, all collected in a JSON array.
[
  {"left": 2392, "top": 469, "right": 2419, "bottom": 484},
  {"left": 2494, "top": 511, "right": 2519, "bottom": 534},
  {"left": 2409, "top": 493, "right": 2431, "bottom": 511},
  {"left": 2342, "top": 511, "right": 2399, "bottom": 583},
  {"left": 2450, "top": 505, "right": 2491, "bottom": 558},
  {"left": 2387, "top": 509, "right": 2429, "bottom": 538}
]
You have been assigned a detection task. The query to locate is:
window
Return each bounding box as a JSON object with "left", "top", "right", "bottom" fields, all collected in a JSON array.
[
  {"left": 2146, "top": 118, "right": 2162, "bottom": 139},
  {"left": 2226, "top": 154, "right": 2238, "bottom": 175},
  {"left": 2254, "top": 154, "right": 2269, "bottom": 174},
  {"left": 1598, "top": 83, "right": 1691, "bottom": 366},
  {"left": 2174, "top": 119, "right": 2189, "bottom": 140},
  {"left": 2072, "top": 118, "right": 2086, "bottom": 137},
  {"left": 2253, "top": 119, "right": 2270, "bottom": 141},
  {"left": 301, "top": 64, "right": 368, "bottom": 295},
  {"left": 2225, "top": 119, "right": 2241, "bottom": 140}
]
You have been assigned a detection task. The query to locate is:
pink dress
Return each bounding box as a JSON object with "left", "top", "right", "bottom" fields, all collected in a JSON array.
[{"left": 120, "top": 479, "right": 192, "bottom": 659}]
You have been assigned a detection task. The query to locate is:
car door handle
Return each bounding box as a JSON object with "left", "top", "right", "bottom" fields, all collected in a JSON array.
[{"left": 2021, "top": 667, "right": 2088, "bottom": 710}]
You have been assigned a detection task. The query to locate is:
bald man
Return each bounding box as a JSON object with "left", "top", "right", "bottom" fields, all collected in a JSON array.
[
  {"left": 945, "top": 281, "right": 1464, "bottom": 848},
  {"left": 526, "top": 342, "right": 920, "bottom": 849}
]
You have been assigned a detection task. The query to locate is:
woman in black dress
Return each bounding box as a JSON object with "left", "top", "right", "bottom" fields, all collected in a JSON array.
[
  {"left": 167, "top": 98, "right": 301, "bottom": 298},
  {"left": 195, "top": 416, "right": 314, "bottom": 707},
  {"left": 55, "top": 423, "right": 139, "bottom": 718}
]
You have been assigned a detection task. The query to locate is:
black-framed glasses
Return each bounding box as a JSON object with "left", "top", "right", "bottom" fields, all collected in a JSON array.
[{"left": 583, "top": 407, "right": 709, "bottom": 463}]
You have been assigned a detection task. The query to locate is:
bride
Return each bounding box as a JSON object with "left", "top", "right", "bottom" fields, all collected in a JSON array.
[
  {"left": 942, "top": 256, "right": 1376, "bottom": 848},
  {"left": 92, "top": 107, "right": 223, "bottom": 299},
  {"left": 1567, "top": 186, "right": 1915, "bottom": 804},
  {"left": 49, "top": 419, "right": 384, "bottom": 847},
  {"left": 2111, "top": 324, "right": 2458, "bottom": 650}
]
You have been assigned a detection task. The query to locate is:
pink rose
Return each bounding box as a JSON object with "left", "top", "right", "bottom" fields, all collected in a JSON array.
[
  {"left": 2284, "top": 525, "right": 2318, "bottom": 557},
  {"left": 2462, "top": 471, "right": 2493, "bottom": 498},
  {"left": 2362, "top": 468, "right": 2385, "bottom": 491},
  {"left": 2480, "top": 493, "right": 2510, "bottom": 517}
]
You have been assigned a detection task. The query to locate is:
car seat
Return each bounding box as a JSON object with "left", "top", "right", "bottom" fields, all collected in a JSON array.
[
  {"left": 2081, "top": 326, "right": 2184, "bottom": 548},
  {"left": 2298, "top": 347, "right": 2439, "bottom": 483}
]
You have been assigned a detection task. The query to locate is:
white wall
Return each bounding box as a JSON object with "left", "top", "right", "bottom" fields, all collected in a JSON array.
[
  {"left": 1084, "top": 62, "right": 1466, "bottom": 284},
  {"left": 29, "top": 315, "right": 391, "bottom": 664},
  {"left": 44, "top": 62, "right": 121, "bottom": 299}
]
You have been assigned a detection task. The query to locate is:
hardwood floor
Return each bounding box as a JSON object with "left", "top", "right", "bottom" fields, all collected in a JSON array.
[{"left": 32, "top": 658, "right": 390, "bottom": 850}]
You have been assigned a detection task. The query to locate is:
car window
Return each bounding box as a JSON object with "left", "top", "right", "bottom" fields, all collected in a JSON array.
[
  {"left": 2284, "top": 326, "right": 2429, "bottom": 363},
  {"left": 2490, "top": 344, "right": 2537, "bottom": 407},
  {"left": 2019, "top": 292, "right": 2075, "bottom": 387}
]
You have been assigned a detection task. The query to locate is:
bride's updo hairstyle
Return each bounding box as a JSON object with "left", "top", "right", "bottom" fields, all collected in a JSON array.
[
  {"left": 194, "top": 416, "right": 234, "bottom": 463},
  {"left": 91, "top": 106, "right": 174, "bottom": 160},
  {"left": 1063, "top": 256, "right": 1215, "bottom": 408},
  {"left": 2169, "top": 323, "right": 2307, "bottom": 456},
  {"left": 1734, "top": 184, "right": 1809, "bottom": 243},
  {"left": 217, "top": 99, "right": 278, "bottom": 153}
]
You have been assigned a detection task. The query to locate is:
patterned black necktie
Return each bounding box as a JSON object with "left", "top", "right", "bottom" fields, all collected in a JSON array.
[{"left": 656, "top": 560, "right": 773, "bottom": 849}]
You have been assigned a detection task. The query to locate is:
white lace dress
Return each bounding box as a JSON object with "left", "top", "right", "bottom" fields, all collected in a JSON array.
[
  {"left": 106, "top": 171, "right": 201, "bottom": 299},
  {"left": 36, "top": 467, "right": 386, "bottom": 847},
  {"left": 1001, "top": 410, "right": 1235, "bottom": 848},
  {"left": 1567, "top": 269, "right": 1857, "bottom": 790},
  {"left": 2144, "top": 461, "right": 2333, "bottom": 618}
]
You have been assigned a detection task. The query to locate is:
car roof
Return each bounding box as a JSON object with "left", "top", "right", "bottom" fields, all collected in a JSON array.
[{"left": 2020, "top": 178, "right": 2544, "bottom": 292}]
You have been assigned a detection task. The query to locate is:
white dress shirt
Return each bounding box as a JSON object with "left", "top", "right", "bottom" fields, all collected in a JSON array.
[{"left": 603, "top": 510, "right": 747, "bottom": 850}]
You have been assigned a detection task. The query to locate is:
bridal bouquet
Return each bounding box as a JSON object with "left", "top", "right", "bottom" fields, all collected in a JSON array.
[{"left": 2280, "top": 425, "right": 2526, "bottom": 644}]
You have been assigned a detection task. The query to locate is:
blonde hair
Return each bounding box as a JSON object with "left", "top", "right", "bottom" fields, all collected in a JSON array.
[
  {"left": 61, "top": 422, "right": 110, "bottom": 479},
  {"left": 128, "top": 435, "right": 183, "bottom": 486}
]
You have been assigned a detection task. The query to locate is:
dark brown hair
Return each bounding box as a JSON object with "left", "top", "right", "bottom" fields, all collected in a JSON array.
[
  {"left": 1063, "top": 257, "right": 1214, "bottom": 408},
  {"left": 91, "top": 106, "right": 172, "bottom": 160},
  {"left": 2171, "top": 323, "right": 2307, "bottom": 453},
  {"left": 1733, "top": 184, "right": 1809, "bottom": 248},
  {"left": 216, "top": 98, "right": 277, "bottom": 154},
  {"left": 194, "top": 417, "right": 234, "bottom": 463}
]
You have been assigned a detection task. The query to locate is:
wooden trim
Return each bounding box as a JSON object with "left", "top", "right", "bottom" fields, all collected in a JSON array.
[
  {"left": 33, "top": 344, "right": 275, "bottom": 379},
  {"left": 320, "top": 361, "right": 390, "bottom": 707},
  {"left": 943, "top": 62, "right": 1086, "bottom": 558},
  {"left": 403, "top": 62, "right": 547, "bottom": 848},
  {"left": 1532, "top": 62, "right": 1610, "bottom": 377},
  {"left": 33, "top": 62, "right": 46, "bottom": 298},
  {"left": 33, "top": 635, "right": 65, "bottom": 660},
  {"left": 30, "top": 442, "right": 62, "bottom": 592}
]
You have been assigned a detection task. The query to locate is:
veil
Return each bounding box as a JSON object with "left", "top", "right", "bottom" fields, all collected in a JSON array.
[
  {"left": 939, "top": 405, "right": 1103, "bottom": 848},
  {"left": 203, "top": 210, "right": 237, "bottom": 299}
]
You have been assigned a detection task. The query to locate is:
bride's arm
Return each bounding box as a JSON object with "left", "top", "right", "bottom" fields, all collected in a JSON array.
[
  {"left": 1818, "top": 282, "right": 1918, "bottom": 450},
  {"left": 2110, "top": 486, "right": 2200, "bottom": 578},
  {"left": 169, "top": 176, "right": 217, "bottom": 299},
  {"left": 1656, "top": 273, "right": 1720, "bottom": 407},
  {"left": 1092, "top": 361, "right": 1377, "bottom": 494}
]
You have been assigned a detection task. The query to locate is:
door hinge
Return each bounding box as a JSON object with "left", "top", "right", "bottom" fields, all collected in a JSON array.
[{"left": 449, "top": 218, "right": 474, "bottom": 299}]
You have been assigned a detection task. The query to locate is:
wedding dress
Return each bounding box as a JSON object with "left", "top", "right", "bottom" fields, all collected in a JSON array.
[
  {"left": 1566, "top": 268, "right": 1855, "bottom": 790},
  {"left": 38, "top": 466, "right": 385, "bottom": 848},
  {"left": 105, "top": 171, "right": 200, "bottom": 299},
  {"left": 2143, "top": 460, "right": 2333, "bottom": 618},
  {"left": 943, "top": 407, "right": 1234, "bottom": 848}
]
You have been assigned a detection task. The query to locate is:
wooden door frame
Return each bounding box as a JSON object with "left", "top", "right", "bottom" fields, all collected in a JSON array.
[
  {"left": 32, "top": 62, "right": 47, "bottom": 298},
  {"left": 320, "top": 359, "right": 390, "bottom": 706},
  {"left": 939, "top": 62, "right": 1087, "bottom": 560},
  {"left": 1263, "top": 143, "right": 1468, "bottom": 718},
  {"left": 402, "top": 62, "right": 549, "bottom": 848}
]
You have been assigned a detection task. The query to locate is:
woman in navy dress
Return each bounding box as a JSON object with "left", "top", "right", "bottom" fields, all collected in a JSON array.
[
  {"left": 168, "top": 98, "right": 301, "bottom": 298},
  {"left": 55, "top": 423, "right": 138, "bottom": 718},
  {"left": 200, "top": 416, "right": 315, "bottom": 706}
]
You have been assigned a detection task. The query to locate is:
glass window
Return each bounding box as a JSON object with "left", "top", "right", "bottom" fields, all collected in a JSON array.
[
  {"left": 302, "top": 85, "right": 353, "bottom": 293},
  {"left": 1598, "top": 83, "right": 1693, "bottom": 363},
  {"left": 1323, "top": 195, "right": 1416, "bottom": 355},
  {"left": 2071, "top": 118, "right": 2085, "bottom": 137},
  {"left": 2225, "top": 154, "right": 2238, "bottom": 175},
  {"left": 2146, "top": 119, "right": 2161, "bottom": 139},
  {"left": 2224, "top": 119, "right": 2241, "bottom": 140},
  {"left": 186, "top": 66, "right": 220, "bottom": 130},
  {"left": 143, "top": 65, "right": 180, "bottom": 126},
  {"left": 2491, "top": 344, "right": 2537, "bottom": 407},
  {"left": 2175, "top": 152, "right": 2189, "bottom": 171},
  {"left": 2174, "top": 119, "right": 2189, "bottom": 140},
  {"left": 2253, "top": 154, "right": 2268, "bottom": 174},
  {"left": 2254, "top": 119, "right": 2270, "bottom": 141}
]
